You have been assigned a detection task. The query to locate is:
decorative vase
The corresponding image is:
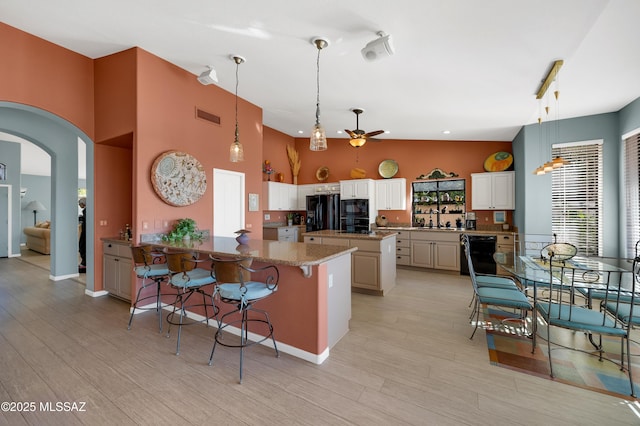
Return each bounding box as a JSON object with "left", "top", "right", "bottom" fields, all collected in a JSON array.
[
  {"left": 235, "top": 232, "right": 249, "bottom": 244},
  {"left": 288, "top": 219, "right": 293, "bottom": 226},
  {"left": 182, "top": 234, "right": 191, "bottom": 241}
]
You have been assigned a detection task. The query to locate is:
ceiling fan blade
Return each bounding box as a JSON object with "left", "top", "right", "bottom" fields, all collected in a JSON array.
[
  {"left": 345, "top": 129, "right": 357, "bottom": 138},
  {"left": 364, "top": 130, "right": 385, "bottom": 138}
]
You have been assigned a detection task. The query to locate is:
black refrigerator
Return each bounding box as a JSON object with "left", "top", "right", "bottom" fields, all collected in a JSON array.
[{"left": 306, "top": 194, "right": 340, "bottom": 231}]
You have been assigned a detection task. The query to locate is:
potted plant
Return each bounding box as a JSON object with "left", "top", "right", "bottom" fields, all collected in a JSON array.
[
  {"left": 287, "top": 213, "right": 294, "bottom": 226},
  {"left": 162, "top": 218, "right": 202, "bottom": 242}
]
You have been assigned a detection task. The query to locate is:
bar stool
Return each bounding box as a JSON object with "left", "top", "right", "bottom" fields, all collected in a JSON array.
[
  {"left": 128, "top": 245, "right": 171, "bottom": 332},
  {"left": 209, "top": 257, "right": 279, "bottom": 383},
  {"left": 165, "top": 251, "right": 217, "bottom": 355}
]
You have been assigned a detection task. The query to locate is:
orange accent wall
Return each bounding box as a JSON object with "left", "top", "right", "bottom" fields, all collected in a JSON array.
[
  {"left": 262, "top": 135, "right": 513, "bottom": 225},
  {"left": 0, "top": 22, "right": 95, "bottom": 139}
]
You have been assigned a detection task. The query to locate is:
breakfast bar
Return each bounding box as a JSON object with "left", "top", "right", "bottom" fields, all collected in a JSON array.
[{"left": 149, "top": 236, "right": 356, "bottom": 364}]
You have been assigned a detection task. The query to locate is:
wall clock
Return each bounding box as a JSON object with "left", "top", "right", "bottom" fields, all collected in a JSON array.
[{"left": 151, "top": 150, "right": 207, "bottom": 206}]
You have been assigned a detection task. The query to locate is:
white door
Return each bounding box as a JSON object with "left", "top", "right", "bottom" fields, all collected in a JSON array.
[
  {"left": 0, "top": 186, "right": 9, "bottom": 257},
  {"left": 213, "top": 169, "right": 245, "bottom": 237}
]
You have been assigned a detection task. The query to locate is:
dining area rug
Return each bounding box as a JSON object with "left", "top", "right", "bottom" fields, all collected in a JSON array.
[{"left": 480, "top": 308, "right": 640, "bottom": 400}]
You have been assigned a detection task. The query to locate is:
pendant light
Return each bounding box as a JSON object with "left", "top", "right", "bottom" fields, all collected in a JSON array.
[
  {"left": 230, "top": 55, "right": 245, "bottom": 162},
  {"left": 310, "top": 37, "right": 329, "bottom": 151}
]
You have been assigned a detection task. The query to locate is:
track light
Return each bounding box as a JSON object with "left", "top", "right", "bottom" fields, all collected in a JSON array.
[{"left": 197, "top": 66, "right": 218, "bottom": 85}]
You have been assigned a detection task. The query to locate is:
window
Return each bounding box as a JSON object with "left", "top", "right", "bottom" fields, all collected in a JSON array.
[
  {"left": 551, "top": 140, "right": 603, "bottom": 256},
  {"left": 624, "top": 132, "right": 640, "bottom": 258}
]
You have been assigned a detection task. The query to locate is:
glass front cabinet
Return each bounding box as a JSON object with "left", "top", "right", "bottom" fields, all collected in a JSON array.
[{"left": 412, "top": 179, "right": 465, "bottom": 229}]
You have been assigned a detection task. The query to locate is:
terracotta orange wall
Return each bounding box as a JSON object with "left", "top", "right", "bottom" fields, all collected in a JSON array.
[
  {"left": 262, "top": 134, "right": 513, "bottom": 225},
  {"left": 133, "top": 48, "right": 264, "bottom": 239},
  {"left": 0, "top": 22, "right": 95, "bottom": 138}
]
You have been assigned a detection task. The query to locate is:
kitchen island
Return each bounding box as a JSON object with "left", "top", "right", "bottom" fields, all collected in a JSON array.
[
  {"left": 302, "top": 230, "right": 398, "bottom": 296},
  {"left": 147, "top": 236, "right": 356, "bottom": 364}
]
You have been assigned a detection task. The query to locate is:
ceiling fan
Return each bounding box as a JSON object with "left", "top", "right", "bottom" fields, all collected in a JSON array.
[{"left": 344, "top": 108, "right": 385, "bottom": 148}]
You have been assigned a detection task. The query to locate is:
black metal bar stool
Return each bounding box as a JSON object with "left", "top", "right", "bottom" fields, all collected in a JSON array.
[
  {"left": 208, "top": 257, "right": 279, "bottom": 383},
  {"left": 128, "top": 245, "right": 171, "bottom": 332},
  {"left": 165, "top": 251, "right": 217, "bottom": 355}
]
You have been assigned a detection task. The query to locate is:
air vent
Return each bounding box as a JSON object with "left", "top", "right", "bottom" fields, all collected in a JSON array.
[{"left": 195, "top": 107, "right": 221, "bottom": 125}]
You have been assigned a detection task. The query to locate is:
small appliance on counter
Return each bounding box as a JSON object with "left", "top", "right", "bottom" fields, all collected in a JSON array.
[{"left": 465, "top": 212, "right": 477, "bottom": 230}]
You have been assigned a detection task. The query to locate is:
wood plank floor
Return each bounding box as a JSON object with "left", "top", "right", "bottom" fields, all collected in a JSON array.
[{"left": 0, "top": 258, "right": 638, "bottom": 425}]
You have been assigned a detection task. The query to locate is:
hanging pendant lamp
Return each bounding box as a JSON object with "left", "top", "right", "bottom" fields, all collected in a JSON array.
[
  {"left": 310, "top": 37, "right": 329, "bottom": 151},
  {"left": 230, "top": 55, "right": 246, "bottom": 162}
]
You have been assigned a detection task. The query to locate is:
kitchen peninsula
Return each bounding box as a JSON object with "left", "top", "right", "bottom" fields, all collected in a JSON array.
[
  {"left": 302, "top": 230, "right": 398, "bottom": 296},
  {"left": 148, "top": 236, "right": 356, "bottom": 365}
]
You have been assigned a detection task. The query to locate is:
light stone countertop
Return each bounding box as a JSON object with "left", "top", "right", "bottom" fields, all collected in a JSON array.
[
  {"left": 144, "top": 236, "right": 355, "bottom": 267},
  {"left": 301, "top": 230, "right": 398, "bottom": 240}
]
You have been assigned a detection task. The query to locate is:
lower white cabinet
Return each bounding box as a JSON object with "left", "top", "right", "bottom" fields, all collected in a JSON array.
[
  {"left": 264, "top": 226, "right": 299, "bottom": 242},
  {"left": 103, "top": 241, "right": 132, "bottom": 301}
]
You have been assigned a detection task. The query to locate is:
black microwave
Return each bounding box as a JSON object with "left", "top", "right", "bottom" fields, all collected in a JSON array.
[{"left": 340, "top": 198, "right": 369, "bottom": 217}]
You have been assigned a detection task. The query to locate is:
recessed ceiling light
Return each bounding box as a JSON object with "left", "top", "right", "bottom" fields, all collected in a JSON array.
[
  {"left": 384, "top": 130, "right": 390, "bottom": 134},
  {"left": 442, "top": 130, "right": 451, "bottom": 135},
  {"left": 298, "top": 130, "right": 304, "bottom": 134},
  {"left": 336, "top": 130, "right": 343, "bottom": 134}
]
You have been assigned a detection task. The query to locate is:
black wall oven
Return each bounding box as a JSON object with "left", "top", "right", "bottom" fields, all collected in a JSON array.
[{"left": 340, "top": 198, "right": 370, "bottom": 234}]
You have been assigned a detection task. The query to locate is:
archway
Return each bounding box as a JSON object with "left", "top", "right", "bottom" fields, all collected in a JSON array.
[{"left": 0, "top": 102, "right": 95, "bottom": 291}]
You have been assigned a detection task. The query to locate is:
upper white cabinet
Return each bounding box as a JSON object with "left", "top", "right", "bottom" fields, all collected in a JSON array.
[
  {"left": 296, "top": 184, "right": 316, "bottom": 210},
  {"left": 340, "top": 179, "right": 375, "bottom": 200},
  {"left": 263, "top": 181, "right": 297, "bottom": 210},
  {"left": 375, "top": 178, "right": 407, "bottom": 210},
  {"left": 471, "top": 171, "right": 515, "bottom": 210}
]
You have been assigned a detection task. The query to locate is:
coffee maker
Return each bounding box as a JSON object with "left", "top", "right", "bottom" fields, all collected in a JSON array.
[{"left": 465, "top": 212, "right": 477, "bottom": 230}]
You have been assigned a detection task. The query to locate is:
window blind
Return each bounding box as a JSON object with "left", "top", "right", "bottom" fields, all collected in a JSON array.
[
  {"left": 624, "top": 133, "right": 640, "bottom": 258},
  {"left": 551, "top": 142, "right": 603, "bottom": 256}
]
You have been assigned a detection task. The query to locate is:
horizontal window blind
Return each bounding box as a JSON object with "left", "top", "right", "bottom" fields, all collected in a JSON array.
[
  {"left": 551, "top": 142, "right": 603, "bottom": 256},
  {"left": 625, "top": 133, "right": 640, "bottom": 258}
]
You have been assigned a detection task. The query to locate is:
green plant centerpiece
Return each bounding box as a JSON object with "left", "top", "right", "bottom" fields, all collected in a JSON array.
[{"left": 162, "top": 218, "right": 202, "bottom": 242}]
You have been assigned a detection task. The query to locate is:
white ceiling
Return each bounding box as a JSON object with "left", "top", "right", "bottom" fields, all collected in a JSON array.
[{"left": 1, "top": 0, "right": 640, "bottom": 145}]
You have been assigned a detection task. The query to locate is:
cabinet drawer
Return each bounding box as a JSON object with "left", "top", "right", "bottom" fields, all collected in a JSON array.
[
  {"left": 349, "top": 239, "right": 380, "bottom": 253},
  {"left": 410, "top": 231, "right": 460, "bottom": 242},
  {"left": 323, "top": 237, "right": 350, "bottom": 247},
  {"left": 280, "top": 235, "right": 295, "bottom": 242},
  {"left": 304, "top": 236, "right": 322, "bottom": 244},
  {"left": 497, "top": 234, "right": 515, "bottom": 247},
  {"left": 277, "top": 227, "right": 296, "bottom": 237},
  {"left": 396, "top": 238, "right": 410, "bottom": 248},
  {"left": 396, "top": 246, "right": 411, "bottom": 256},
  {"left": 103, "top": 242, "right": 131, "bottom": 258},
  {"left": 396, "top": 255, "right": 411, "bottom": 266}
]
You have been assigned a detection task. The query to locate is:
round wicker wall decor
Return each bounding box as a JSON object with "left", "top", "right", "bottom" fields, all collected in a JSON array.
[{"left": 151, "top": 150, "right": 207, "bottom": 206}]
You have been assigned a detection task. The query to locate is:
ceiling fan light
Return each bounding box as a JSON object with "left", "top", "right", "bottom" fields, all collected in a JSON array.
[
  {"left": 543, "top": 161, "right": 554, "bottom": 172},
  {"left": 349, "top": 137, "right": 366, "bottom": 148},
  {"left": 310, "top": 123, "right": 327, "bottom": 151}
]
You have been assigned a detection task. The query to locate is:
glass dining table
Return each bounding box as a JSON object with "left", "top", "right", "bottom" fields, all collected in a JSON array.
[{"left": 494, "top": 251, "right": 635, "bottom": 289}]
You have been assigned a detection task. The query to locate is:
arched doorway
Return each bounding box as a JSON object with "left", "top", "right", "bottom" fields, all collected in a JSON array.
[{"left": 0, "top": 102, "right": 95, "bottom": 292}]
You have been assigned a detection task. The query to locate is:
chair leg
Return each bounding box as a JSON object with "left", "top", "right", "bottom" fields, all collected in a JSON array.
[
  {"left": 626, "top": 335, "right": 636, "bottom": 397},
  {"left": 156, "top": 280, "right": 163, "bottom": 332},
  {"left": 469, "top": 299, "right": 481, "bottom": 340},
  {"left": 127, "top": 285, "right": 146, "bottom": 330},
  {"left": 546, "top": 319, "right": 554, "bottom": 378}
]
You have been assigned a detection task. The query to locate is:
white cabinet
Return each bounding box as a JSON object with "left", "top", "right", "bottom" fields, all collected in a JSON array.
[
  {"left": 103, "top": 241, "right": 132, "bottom": 301},
  {"left": 375, "top": 178, "right": 406, "bottom": 210},
  {"left": 263, "top": 226, "right": 299, "bottom": 242},
  {"left": 340, "top": 179, "right": 375, "bottom": 199},
  {"left": 409, "top": 231, "right": 460, "bottom": 271},
  {"left": 264, "top": 181, "right": 297, "bottom": 211},
  {"left": 471, "top": 171, "right": 515, "bottom": 210},
  {"left": 297, "top": 184, "right": 316, "bottom": 210}
]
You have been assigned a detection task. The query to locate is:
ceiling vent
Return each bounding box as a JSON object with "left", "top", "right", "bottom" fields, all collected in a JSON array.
[{"left": 195, "top": 108, "right": 221, "bottom": 125}]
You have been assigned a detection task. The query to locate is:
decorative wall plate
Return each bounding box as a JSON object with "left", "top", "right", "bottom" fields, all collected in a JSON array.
[
  {"left": 151, "top": 150, "right": 207, "bottom": 206},
  {"left": 484, "top": 151, "right": 513, "bottom": 172},
  {"left": 378, "top": 159, "right": 398, "bottom": 178}
]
